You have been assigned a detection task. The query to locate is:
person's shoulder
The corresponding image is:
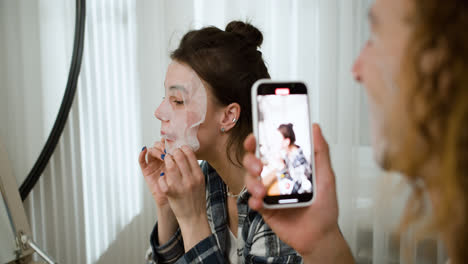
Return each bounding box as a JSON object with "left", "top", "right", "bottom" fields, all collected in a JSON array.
[{"left": 294, "top": 147, "right": 306, "bottom": 157}]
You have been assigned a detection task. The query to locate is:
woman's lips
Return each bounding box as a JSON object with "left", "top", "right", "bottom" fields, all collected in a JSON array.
[{"left": 161, "top": 131, "right": 176, "bottom": 141}]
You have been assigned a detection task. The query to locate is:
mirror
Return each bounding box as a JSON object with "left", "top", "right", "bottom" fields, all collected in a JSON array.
[
  {"left": 0, "top": 134, "right": 34, "bottom": 263},
  {"left": 0, "top": 1, "right": 74, "bottom": 186},
  {"left": 0, "top": 193, "right": 17, "bottom": 264}
]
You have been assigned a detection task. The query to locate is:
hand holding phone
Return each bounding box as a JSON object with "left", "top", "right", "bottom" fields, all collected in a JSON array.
[
  {"left": 243, "top": 126, "right": 354, "bottom": 262},
  {"left": 251, "top": 80, "right": 316, "bottom": 208}
]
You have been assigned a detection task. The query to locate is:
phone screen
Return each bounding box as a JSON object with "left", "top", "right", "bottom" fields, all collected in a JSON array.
[{"left": 255, "top": 82, "right": 314, "bottom": 206}]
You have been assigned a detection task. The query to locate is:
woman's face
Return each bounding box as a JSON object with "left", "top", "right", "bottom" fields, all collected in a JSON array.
[
  {"left": 352, "top": 0, "right": 412, "bottom": 168},
  {"left": 154, "top": 61, "right": 208, "bottom": 154},
  {"left": 278, "top": 132, "right": 290, "bottom": 150}
]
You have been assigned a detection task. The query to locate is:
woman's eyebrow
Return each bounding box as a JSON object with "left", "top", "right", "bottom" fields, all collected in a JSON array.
[{"left": 169, "top": 85, "right": 189, "bottom": 94}]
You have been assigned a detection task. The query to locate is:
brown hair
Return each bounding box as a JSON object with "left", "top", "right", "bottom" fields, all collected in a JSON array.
[
  {"left": 391, "top": 1, "right": 468, "bottom": 262},
  {"left": 278, "top": 123, "right": 297, "bottom": 146},
  {"left": 171, "top": 21, "right": 270, "bottom": 166}
]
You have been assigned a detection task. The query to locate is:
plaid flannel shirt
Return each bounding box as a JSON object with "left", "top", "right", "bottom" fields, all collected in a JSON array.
[{"left": 147, "top": 161, "right": 302, "bottom": 264}]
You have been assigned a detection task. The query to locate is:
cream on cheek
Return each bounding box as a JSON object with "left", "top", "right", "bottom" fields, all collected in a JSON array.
[{"left": 160, "top": 79, "right": 207, "bottom": 154}]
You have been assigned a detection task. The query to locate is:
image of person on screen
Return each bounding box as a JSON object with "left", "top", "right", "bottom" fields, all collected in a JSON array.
[{"left": 277, "top": 123, "right": 313, "bottom": 195}]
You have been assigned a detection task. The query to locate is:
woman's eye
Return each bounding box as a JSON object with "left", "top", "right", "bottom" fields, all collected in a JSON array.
[{"left": 168, "top": 95, "right": 184, "bottom": 105}]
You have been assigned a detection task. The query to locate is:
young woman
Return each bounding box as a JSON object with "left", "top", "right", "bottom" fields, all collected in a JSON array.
[
  {"left": 139, "top": 21, "right": 302, "bottom": 263},
  {"left": 243, "top": 0, "right": 468, "bottom": 263},
  {"left": 261, "top": 124, "right": 312, "bottom": 196},
  {"left": 277, "top": 123, "right": 312, "bottom": 194}
]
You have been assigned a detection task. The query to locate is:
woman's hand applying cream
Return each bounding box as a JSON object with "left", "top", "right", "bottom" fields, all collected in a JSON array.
[
  {"left": 139, "top": 139, "right": 178, "bottom": 245},
  {"left": 140, "top": 140, "right": 167, "bottom": 206},
  {"left": 159, "top": 145, "right": 211, "bottom": 252}
]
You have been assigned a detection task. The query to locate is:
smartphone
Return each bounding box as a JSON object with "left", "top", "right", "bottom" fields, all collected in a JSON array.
[{"left": 251, "top": 79, "right": 315, "bottom": 208}]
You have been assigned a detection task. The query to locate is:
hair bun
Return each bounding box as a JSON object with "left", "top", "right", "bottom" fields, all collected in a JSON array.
[{"left": 226, "top": 21, "right": 263, "bottom": 48}]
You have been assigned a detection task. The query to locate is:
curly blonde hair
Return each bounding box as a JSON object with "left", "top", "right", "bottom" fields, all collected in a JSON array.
[{"left": 390, "top": 0, "right": 468, "bottom": 262}]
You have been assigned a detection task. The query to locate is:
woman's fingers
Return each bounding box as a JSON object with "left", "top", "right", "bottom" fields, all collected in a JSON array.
[
  {"left": 243, "top": 135, "right": 267, "bottom": 201},
  {"left": 164, "top": 153, "right": 182, "bottom": 190},
  {"left": 172, "top": 148, "right": 192, "bottom": 180},
  {"left": 244, "top": 160, "right": 266, "bottom": 198},
  {"left": 153, "top": 140, "right": 166, "bottom": 152},
  {"left": 181, "top": 146, "right": 200, "bottom": 175},
  {"left": 159, "top": 175, "right": 168, "bottom": 193},
  {"left": 139, "top": 147, "right": 148, "bottom": 170},
  {"left": 313, "top": 124, "right": 331, "bottom": 169},
  {"left": 243, "top": 133, "right": 257, "bottom": 153},
  {"left": 243, "top": 152, "right": 263, "bottom": 177},
  {"left": 248, "top": 196, "right": 265, "bottom": 212},
  {"left": 148, "top": 146, "right": 165, "bottom": 162},
  {"left": 142, "top": 140, "right": 166, "bottom": 163}
]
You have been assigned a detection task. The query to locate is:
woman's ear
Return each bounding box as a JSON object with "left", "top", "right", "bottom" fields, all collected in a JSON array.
[{"left": 219, "top": 103, "right": 241, "bottom": 133}]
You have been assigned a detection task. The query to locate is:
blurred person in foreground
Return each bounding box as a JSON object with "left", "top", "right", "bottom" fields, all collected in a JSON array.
[{"left": 243, "top": 0, "right": 468, "bottom": 263}]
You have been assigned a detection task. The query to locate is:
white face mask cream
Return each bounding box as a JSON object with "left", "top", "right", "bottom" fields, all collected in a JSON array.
[{"left": 155, "top": 61, "right": 207, "bottom": 154}]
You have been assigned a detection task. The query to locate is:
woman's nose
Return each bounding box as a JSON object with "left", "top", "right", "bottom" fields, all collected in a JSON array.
[
  {"left": 352, "top": 52, "right": 363, "bottom": 83},
  {"left": 352, "top": 41, "right": 370, "bottom": 83},
  {"left": 154, "top": 101, "right": 169, "bottom": 121}
]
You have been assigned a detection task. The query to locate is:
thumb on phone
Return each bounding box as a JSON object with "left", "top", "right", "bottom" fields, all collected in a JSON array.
[
  {"left": 312, "top": 123, "right": 337, "bottom": 198},
  {"left": 243, "top": 134, "right": 267, "bottom": 210}
]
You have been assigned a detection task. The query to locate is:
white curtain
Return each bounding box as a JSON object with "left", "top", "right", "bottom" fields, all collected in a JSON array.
[{"left": 0, "top": 0, "right": 447, "bottom": 263}]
